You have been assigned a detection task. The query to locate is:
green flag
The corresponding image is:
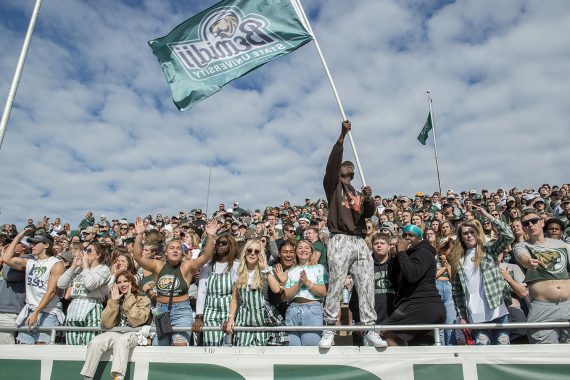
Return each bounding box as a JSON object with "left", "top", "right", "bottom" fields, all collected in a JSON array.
[
  {"left": 149, "top": 0, "right": 313, "bottom": 111},
  {"left": 417, "top": 112, "right": 432, "bottom": 145}
]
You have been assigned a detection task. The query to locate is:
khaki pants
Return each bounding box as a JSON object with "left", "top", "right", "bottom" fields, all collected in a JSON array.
[
  {"left": 0, "top": 313, "right": 17, "bottom": 344},
  {"left": 81, "top": 331, "right": 138, "bottom": 378}
]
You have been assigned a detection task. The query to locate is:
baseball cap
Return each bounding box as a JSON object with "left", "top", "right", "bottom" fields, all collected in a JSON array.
[{"left": 27, "top": 233, "right": 54, "bottom": 245}]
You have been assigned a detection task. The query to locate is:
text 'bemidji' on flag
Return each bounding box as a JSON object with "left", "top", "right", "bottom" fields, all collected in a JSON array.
[{"left": 149, "top": 0, "right": 313, "bottom": 111}]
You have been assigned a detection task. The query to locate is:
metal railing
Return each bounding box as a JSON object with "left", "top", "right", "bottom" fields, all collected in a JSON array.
[{"left": 1, "top": 322, "right": 569, "bottom": 346}]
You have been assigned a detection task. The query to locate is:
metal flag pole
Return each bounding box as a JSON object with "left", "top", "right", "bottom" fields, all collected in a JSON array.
[
  {"left": 0, "top": 0, "right": 44, "bottom": 152},
  {"left": 427, "top": 90, "right": 442, "bottom": 195},
  {"left": 292, "top": 0, "right": 367, "bottom": 187}
]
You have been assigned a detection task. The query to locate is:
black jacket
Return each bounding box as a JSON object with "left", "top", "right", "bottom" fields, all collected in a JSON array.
[{"left": 390, "top": 240, "right": 442, "bottom": 309}]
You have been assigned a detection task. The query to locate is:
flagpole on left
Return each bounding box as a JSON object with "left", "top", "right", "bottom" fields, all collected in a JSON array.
[
  {"left": 292, "top": 0, "right": 367, "bottom": 187},
  {"left": 427, "top": 90, "right": 443, "bottom": 195},
  {"left": 0, "top": 0, "right": 44, "bottom": 152}
]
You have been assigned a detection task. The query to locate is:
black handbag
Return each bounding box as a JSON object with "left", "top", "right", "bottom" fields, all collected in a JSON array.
[{"left": 155, "top": 274, "right": 176, "bottom": 340}]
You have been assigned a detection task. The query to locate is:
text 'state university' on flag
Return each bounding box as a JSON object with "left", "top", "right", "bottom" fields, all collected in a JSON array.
[{"left": 149, "top": 0, "right": 313, "bottom": 111}]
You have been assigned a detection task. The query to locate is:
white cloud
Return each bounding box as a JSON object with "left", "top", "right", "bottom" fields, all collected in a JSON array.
[{"left": 0, "top": 0, "right": 569, "bottom": 227}]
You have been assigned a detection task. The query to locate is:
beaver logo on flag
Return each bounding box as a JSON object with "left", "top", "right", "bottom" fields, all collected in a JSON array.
[
  {"left": 209, "top": 11, "right": 239, "bottom": 39},
  {"left": 168, "top": 6, "right": 289, "bottom": 80}
]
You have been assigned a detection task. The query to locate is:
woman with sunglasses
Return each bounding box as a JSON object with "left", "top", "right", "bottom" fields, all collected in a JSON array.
[
  {"left": 365, "top": 221, "right": 377, "bottom": 250},
  {"left": 57, "top": 242, "right": 111, "bottom": 345},
  {"left": 193, "top": 234, "right": 240, "bottom": 346},
  {"left": 282, "top": 240, "right": 328, "bottom": 346},
  {"left": 449, "top": 205, "right": 514, "bottom": 345},
  {"left": 223, "top": 239, "right": 281, "bottom": 346},
  {"left": 133, "top": 217, "right": 220, "bottom": 346},
  {"left": 80, "top": 270, "right": 151, "bottom": 380}
]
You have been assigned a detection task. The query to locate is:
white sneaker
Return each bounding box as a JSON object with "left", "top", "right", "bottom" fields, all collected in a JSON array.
[
  {"left": 319, "top": 330, "right": 335, "bottom": 349},
  {"left": 364, "top": 331, "right": 388, "bottom": 348}
]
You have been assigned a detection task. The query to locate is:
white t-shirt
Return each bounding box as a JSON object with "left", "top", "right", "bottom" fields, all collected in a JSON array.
[{"left": 462, "top": 248, "right": 507, "bottom": 323}]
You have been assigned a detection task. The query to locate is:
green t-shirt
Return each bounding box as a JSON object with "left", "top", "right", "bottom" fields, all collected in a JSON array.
[
  {"left": 514, "top": 238, "right": 570, "bottom": 283},
  {"left": 312, "top": 240, "right": 327, "bottom": 266}
]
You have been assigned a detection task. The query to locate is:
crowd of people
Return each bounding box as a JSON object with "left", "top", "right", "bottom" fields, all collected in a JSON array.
[{"left": 1, "top": 123, "right": 569, "bottom": 377}]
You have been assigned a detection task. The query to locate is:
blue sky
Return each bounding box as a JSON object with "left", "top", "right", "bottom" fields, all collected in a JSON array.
[{"left": 0, "top": 0, "right": 569, "bottom": 228}]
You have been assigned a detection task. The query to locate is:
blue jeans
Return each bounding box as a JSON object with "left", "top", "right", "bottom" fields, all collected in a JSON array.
[
  {"left": 473, "top": 314, "right": 510, "bottom": 345},
  {"left": 436, "top": 280, "right": 457, "bottom": 345},
  {"left": 153, "top": 301, "right": 194, "bottom": 346},
  {"left": 17, "top": 310, "right": 60, "bottom": 344},
  {"left": 285, "top": 302, "right": 323, "bottom": 346}
]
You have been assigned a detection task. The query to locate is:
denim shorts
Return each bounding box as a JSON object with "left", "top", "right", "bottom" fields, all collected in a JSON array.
[
  {"left": 153, "top": 301, "right": 194, "bottom": 346},
  {"left": 17, "top": 310, "right": 60, "bottom": 344}
]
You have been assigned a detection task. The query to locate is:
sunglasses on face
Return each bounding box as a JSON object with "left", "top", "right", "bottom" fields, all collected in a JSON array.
[
  {"left": 521, "top": 218, "right": 541, "bottom": 228},
  {"left": 83, "top": 248, "right": 94, "bottom": 253},
  {"left": 246, "top": 248, "right": 260, "bottom": 255},
  {"left": 215, "top": 240, "right": 229, "bottom": 246},
  {"left": 402, "top": 233, "right": 416, "bottom": 238}
]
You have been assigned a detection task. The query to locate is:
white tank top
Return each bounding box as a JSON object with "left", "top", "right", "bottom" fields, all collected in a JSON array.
[{"left": 25, "top": 256, "right": 61, "bottom": 310}]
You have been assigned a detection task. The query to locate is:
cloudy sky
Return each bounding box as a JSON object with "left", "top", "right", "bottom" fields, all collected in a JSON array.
[{"left": 0, "top": 0, "right": 568, "bottom": 228}]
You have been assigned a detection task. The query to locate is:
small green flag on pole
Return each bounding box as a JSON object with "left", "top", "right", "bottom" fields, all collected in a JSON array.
[
  {"left": 149, "top": 0, "right": 313, "bottom": 111},
  {"left": 417, "top": 112, "right": 432, "bottom": 145}
]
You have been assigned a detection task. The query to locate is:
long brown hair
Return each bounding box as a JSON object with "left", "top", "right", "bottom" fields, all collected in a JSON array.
[
  {"left": 115, "top": 270, "right": 140, "bottom": 295},
  {"left": 449, "top": 221, "right": 486, "bottom": 278},
  {"left": 91, "top": 242, "right": 111, "bottom": 267}
]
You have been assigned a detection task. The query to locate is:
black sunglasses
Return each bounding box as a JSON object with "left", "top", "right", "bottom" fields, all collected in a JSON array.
[
  {"left": 215, "top": 240, "right": 229, "bottom": 246},
  {"left": 246, "top": 248, "right": 261, "bottom": 254},
  {"left": 521, "top": 218, "right": 541, "bottom": 227}
]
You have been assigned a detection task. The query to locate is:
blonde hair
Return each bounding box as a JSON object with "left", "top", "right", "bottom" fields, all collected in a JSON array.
[
  {"left": 449, "top": 220, "right": 486, "bottom": 278},
  {"left": 235, "top": 239, "right": 265, "bottom": 290}
]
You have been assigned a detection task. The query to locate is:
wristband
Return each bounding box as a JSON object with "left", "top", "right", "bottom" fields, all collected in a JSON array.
[{"left": 261, "top": 266, "right": 273, "bottom": 275}]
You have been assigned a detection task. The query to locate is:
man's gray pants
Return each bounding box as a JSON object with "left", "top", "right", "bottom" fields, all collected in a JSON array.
[{"left": 323, "top": 234, "right": 377, "bottom": 325}]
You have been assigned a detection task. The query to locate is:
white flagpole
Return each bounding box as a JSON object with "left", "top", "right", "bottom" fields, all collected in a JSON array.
[
  {"left": 427, "top": 90, "right": 442, "bottom": 195},
  {"left": 0, "top": 0, "right": 44, "bottom": 152},
  {"left": 292, "top": 0, "right": 367, "bottom": 187}
]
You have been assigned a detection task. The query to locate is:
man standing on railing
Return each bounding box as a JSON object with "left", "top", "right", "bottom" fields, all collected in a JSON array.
[
  {"left": 514, "top": 211, "right": 570, "bottom": 344},
  {"left": 319, "top": 120, "right": 387, "bottom": 349}
]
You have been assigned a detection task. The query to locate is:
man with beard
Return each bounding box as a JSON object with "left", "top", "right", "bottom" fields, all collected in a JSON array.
[{"left": 319, "top": 120, "right": 386, "bottom": 349}]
